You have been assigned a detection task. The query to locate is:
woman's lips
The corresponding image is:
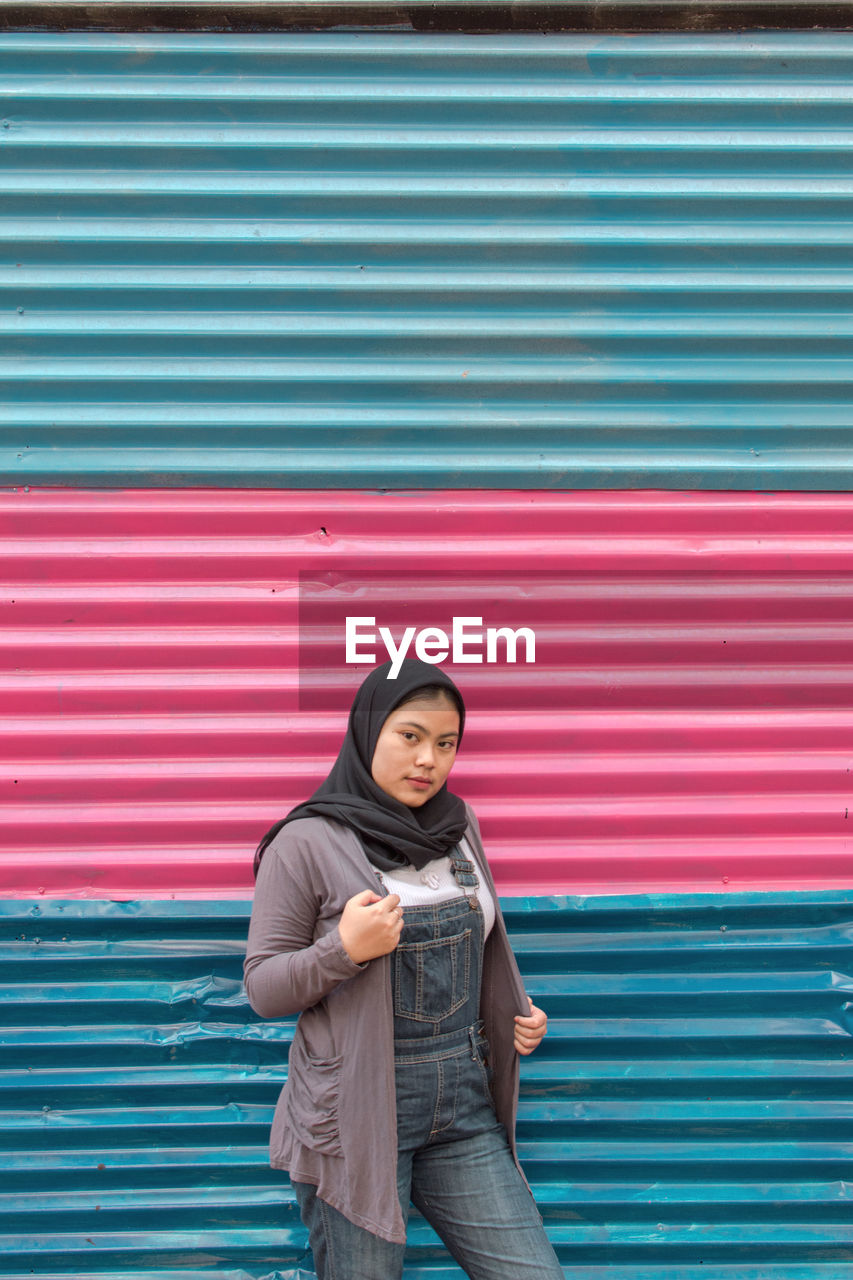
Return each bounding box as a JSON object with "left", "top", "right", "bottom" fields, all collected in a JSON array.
[{"left": 407, "top": 777, "right": 432, "bottom": 790}]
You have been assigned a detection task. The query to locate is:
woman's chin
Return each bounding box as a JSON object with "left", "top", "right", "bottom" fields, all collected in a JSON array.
[{"left": 398, "top": 787, "right": 432, "bottom": 808}]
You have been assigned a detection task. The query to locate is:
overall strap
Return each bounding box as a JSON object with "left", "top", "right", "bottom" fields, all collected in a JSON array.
[{"left": 449, "top": 844, "right": 479, "bottom": 889}]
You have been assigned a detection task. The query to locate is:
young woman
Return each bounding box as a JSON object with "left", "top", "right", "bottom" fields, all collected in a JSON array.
[{"left": 244, "top": 658, "right": 563, "bottom": 1280}]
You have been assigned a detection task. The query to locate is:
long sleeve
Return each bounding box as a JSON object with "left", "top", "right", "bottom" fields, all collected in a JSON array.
[{"left": 243, "top": 831, "right": 364, "bottom": 1019}]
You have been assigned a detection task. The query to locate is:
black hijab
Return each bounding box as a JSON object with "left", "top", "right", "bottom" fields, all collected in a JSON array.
[{"left": 254, "top": 658, "right": 468, "bottom": 876}]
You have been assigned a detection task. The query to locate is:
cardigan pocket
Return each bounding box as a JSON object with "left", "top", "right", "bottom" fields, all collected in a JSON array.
[{"left": 284, "top": 1034, "right": 344, "bottom": 1157}]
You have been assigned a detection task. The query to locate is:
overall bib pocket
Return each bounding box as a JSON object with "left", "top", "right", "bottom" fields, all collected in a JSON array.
[{"left": 393, "top": 927, "right": 472, "bottom": 1024}]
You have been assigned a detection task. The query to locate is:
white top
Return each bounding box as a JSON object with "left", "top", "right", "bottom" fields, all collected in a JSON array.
[{"left": 375, "top": 835, "right": 495, "bottom": 938}]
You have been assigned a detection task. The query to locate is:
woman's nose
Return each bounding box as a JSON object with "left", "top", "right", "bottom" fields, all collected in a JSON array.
[{"left": 416, "top": 742, "right": 435, "bottom": 767}]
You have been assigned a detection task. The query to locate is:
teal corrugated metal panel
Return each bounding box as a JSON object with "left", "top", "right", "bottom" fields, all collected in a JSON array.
[
  {"left": 2, "top": 892, "right": 853, "bottom": 1278},
  {"left": 2, "top": 31, "right": 853, "bottom": 489}
]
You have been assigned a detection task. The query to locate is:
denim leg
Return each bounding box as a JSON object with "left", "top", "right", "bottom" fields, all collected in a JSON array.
[
  {"left": 410, "top": 1127, "right": 564, "bottom": 1280},
  {"left": 292, "top": 1180, "right": 408, "bottom": 1280}
]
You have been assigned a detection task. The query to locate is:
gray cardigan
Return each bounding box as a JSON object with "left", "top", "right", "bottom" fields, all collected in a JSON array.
[{"left": 243, "top": 806, "right": 531, "bottom": 1245}]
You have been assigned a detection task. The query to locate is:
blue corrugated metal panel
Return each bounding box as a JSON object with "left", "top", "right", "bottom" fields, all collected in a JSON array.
[
  {"left": 2, "top": 31, "right": 853, "bottom": 489},
  {"left": 2, "top": 891, "right": 852, "bottom": 1278}
]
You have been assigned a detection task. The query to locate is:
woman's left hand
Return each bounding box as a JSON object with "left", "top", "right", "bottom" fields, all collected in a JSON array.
[{"left": 513, "top": 997, "right": 548, "bottom": 1055}]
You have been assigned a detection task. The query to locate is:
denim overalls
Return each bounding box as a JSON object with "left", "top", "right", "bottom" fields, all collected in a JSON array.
[
  {"left": 294, "top": 848, "right": 564, "bottom": 1279},
  {"left": 390, "top": 847, "right": 499, "bottom": 1156}
]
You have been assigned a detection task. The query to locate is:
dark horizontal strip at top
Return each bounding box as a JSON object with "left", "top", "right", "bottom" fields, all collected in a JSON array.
[
  {"left": 0, "top": 891, "right": 852, "bottom": 1280},
  {"left": 3, "top": 32, "right": 853, "bottom": 487},
  {"left": 4, "top": 2, "right": 853, "bottom": 35}
]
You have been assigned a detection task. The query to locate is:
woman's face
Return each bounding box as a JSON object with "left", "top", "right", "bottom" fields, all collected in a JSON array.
[{"left": 370, "top": 693, "right": 460, "bottom": 808}]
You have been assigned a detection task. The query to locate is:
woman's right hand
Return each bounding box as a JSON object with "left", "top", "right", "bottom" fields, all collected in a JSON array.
[{"left": 338, "top": 890, "right": 404, "bottom": 965}]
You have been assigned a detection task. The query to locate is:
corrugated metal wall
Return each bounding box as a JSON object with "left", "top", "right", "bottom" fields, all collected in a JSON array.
[
  {"left": 4, "top": 22, "right": 853, "bottom": 1280},
  {"left": 3, "top": 30, "right": 853, "bottom": 488},
  {"left": 4, "top": 488, "right": 853, "bottom": 899},
  {"left": 3, "top": 890, "right": 852, "bottom": 1279}
]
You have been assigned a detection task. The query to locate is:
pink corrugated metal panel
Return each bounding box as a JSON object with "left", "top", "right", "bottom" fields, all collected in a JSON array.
[{"left": 3, "top": 489, "right": 853, "bottom": 898}]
